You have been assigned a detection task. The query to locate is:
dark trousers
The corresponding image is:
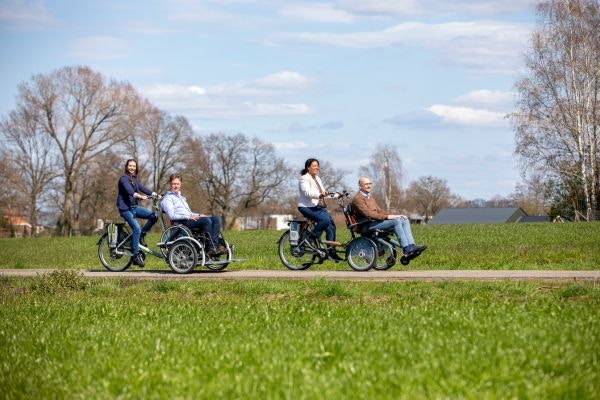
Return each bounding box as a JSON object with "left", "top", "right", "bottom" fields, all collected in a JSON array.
[
  {"left": 298, "top": 206, "right": 336, "bottom": 242},
  {"left": 183, "top": 216, "right": 221, "bottom": 250}
]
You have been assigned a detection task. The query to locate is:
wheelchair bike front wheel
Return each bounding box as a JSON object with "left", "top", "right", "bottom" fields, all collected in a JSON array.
[
  {"left": 277, "top": 231, "right": 317, "bottom": 270},
  {"left": 98, "top": 233, "right": 133, "bottom": 272},
  {"left": 167, "top": 240, "right": 199, "bottom": 274},
  {"left": 373, "top": 241, "right": 397, "bottom": 270},
  {"left": 346, "top": 237, "right": 377, "bottom": 271}
]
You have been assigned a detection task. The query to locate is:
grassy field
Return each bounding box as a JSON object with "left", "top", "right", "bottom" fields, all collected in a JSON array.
[
  {"left": 0, "top": 273, "right": 598, "bottom": 399},
  {"left": 0, "top": 222, "right": 599, "bottom": 270}
]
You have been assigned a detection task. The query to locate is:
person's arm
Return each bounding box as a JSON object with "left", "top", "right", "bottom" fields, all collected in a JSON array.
[{"left": 137, "top": 179, "right": 155, "bottom": 197}]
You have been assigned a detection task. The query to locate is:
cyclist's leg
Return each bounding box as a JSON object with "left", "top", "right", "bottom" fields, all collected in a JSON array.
[
  {"left": 135, "top": 206, "right": 158, "bottom": 235},
  {"left": 120, "top": 208, "right": 141, "bottom": 254},
  {"left": 298, "top": 207, "right": 329, "bottom": 239}
]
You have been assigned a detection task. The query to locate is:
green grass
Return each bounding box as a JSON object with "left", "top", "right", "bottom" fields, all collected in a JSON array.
[
  {"left": 0, "top": 222, "right": 599, "bottom": 270},
  {"left": 1, "top": 274, "right": 598, "bottom": 399}
]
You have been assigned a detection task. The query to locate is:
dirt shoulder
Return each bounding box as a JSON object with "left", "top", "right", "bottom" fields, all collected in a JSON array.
[{"left": 1, "top": 269, "right": 599, "bottom": 281}]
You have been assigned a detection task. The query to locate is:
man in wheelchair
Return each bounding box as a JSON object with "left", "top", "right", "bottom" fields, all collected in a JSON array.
[
  {"left": 351, "top": 176, "right": 427, "bottom": 258},
  {"left": 161, "top": 173, "right": 225, "bottom": 257}
]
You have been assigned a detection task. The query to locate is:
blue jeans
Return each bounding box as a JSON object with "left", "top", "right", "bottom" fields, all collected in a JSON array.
[
  {"left": 119, "top": 206, "right": 158, "bottom": 255},
  {"left": 298, "top": 206, "right": 336, "bottom": 242},
  {"left": 183, "top": 216, "right": 221, "bottom": 250},
  {"left": 367, "top": 218, "right": 414, "bottom": 248}
]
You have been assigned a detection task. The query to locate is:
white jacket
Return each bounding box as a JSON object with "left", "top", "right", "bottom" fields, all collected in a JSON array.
[{"left": 298, "top": 173, "right": 326, "bottom": 208}]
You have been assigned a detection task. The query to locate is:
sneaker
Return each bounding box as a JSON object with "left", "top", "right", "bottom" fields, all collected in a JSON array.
[
  {"left": 132, "top": 254, "right": 145, "bottom": 267},
  {"left": 139, "top": 233, "right": 147, "bottom": 247}
]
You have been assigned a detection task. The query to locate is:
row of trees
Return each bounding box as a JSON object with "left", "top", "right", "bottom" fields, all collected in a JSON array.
[
  {"left": 511, "top": 0, "right": 600, "bottom": 221},
  {"left": 3, "top": 0, "right": 598, "bottom": 235}
]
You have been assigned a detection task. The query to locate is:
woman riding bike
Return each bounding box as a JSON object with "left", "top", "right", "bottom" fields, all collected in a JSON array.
[
  {"left": 116, "top": 159, "right": 158, "bottom": 267},
  {"left": 297, "top": 158, "right": 343, "bottom": 262}
]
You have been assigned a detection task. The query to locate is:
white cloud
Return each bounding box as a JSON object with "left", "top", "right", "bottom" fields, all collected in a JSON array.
[
  {"left": 280, "top": 3, "right": 356, "bottom": 23},
  {"left": 454, "top": 90, "right": 514, "bottom": 112},
  {"left": 426, "top": 104, "right": 505, "bottom": 127},
  {"left": 68, "top": 36, "right": 128, "bottom": 61},
  {"left": 271, "top": 20, "right": 532, "bottom": 73},
  {"left": 141, "top": 71, "right": 315, "bottom": 119},
  {"left": 0, "top": 0, "right": 55, "bottom": 29},
  {"left": 337, "top": 0, "right": 536, "bottom": 18}
]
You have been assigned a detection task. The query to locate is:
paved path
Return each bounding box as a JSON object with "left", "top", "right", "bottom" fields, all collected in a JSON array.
[{"left": 1, "top": 269, "right": 599, "bottom": 281}]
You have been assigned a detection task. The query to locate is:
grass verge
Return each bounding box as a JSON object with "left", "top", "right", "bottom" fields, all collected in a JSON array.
[{"left": 1, "top": 273, "right": 598, "bottom": 399}]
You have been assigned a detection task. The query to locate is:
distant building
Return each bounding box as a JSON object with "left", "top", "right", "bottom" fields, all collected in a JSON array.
[
  {"left": 236, "top": 214, "right": 294, "bottom": 230},
  {"left": 430, "top": 207, "right": 527, "bottom": 225}
]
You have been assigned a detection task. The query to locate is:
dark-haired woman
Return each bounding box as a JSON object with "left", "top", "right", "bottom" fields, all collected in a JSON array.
[
  {"left": 116, "top": 159, "right": 158, "bottom": 267},
  {"left": 297, "top": 158, "right": 343, "bottom": 261}
]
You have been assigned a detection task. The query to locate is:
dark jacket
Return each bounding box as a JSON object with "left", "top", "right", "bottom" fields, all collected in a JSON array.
[{"left": 116, "top": 174, "right": 153, "bottom": 211}]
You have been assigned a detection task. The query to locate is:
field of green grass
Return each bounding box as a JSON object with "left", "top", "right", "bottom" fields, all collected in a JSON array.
[
  {"left": 1, "top": 273, "right": 598, "bottom": 399},
  {"left": 0, "top": 222, "right": 599, "bottom": 270}
]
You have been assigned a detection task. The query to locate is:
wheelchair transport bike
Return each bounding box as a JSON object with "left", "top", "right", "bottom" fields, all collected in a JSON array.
[
  {"left": 277, "top": 191, "right": 424, "bottom": 271},
  {"left": 97, "top": 195, "right": 240, "bottom": 274}
]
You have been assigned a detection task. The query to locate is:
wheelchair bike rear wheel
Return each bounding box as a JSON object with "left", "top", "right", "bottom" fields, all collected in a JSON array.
[
  {"left": 98, "top": 233, "right": 133, "bottom": 272},
  {"left": 346, "top": 237, "right": 377, "bottom": 271},
  {"left": 167, "top": 240, "right": 199, "bottom": 274},
  {"left": 278, "top": 231, "right": 317, "bottom": 270},
  {"left": 205, "top": 236, "right": 232, "bottom": 271}
]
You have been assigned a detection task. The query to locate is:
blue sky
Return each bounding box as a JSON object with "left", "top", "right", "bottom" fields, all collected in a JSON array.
[{"left": 0, "top": 0, "right": 537, "bottom": 200}]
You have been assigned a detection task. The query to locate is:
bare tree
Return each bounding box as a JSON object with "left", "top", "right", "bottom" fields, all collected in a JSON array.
[
  {"left": 239, "top": 137, "right": 291, "bottom": 210},
  {"left": 124, "top": 101, "right": 193, "bottom": 191},
  {"left": 511, "top": 174, "right": 550, "bottom": 216},
  {"left": 14, "top": 66, "right": 144, "bottom": 235},
  {"left": 0, "top": 104, "right": 59, "bottom": 235},
  {"left": 317, "top": 159, "right": 350, "bottom": 192},
  {"left": 407, "top": 176, "right": 452, "bottom": 221},
  {"left": 511, "top": 0, "right": 600, "bottom": 220},
  {"left": 359, "top": 145, "right": 404, "bottom": 211},
  {"left": 192, "top": 133, "right": 292, "bottom": 229}
]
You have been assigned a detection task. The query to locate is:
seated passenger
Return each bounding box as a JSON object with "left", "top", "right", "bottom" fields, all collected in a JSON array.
[
  {"left": 351, "top": 176, "right": 427, "bottom": 257},
  {"left": 161, "top": 173, "right": 223, "bottom": 256}
]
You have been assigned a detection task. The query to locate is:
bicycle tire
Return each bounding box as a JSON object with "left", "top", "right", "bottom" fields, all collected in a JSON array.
[
  {"left": 277, "top": 231, "right": 317, "bottom": 270},
  {"left": 346, "top": 237, "right": 377, "bottom": 271},
  {"left": 98, "top": 233, "right": 133, "bottom": 272}
]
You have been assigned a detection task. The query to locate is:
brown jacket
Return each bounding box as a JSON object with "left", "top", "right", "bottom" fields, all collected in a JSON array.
[{"left": 351, "top": 192, "right": 388, "bottom": 221}]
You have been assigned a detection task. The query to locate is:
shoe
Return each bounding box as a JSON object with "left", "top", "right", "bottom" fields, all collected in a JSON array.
[
  {"left": 132, "top": 254, "right": 145, "bottom": 267},
  {"left": 413, "top": 245, "right": 428, "bottom": 254},
  {"left": 139, "top": 233, "right": 147, "bottom": 247},
  {"left": 327, "top": 248, "right": 344, "bottom": 262},
  {"left": 207, "top": 248, "right": 218, "bottom": 257}
]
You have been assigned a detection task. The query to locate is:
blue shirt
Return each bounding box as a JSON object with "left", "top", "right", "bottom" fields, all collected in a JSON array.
[
  {"left": 116, "top": 174, "right": 153, "bottom": 211},
  {"left": 161, "top": 191, "right": 199, "bottom": 221}
]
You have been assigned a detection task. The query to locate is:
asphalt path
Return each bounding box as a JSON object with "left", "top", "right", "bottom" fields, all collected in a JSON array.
[{"left": 1, "top": 269, "right": 599, "bottom": 281}]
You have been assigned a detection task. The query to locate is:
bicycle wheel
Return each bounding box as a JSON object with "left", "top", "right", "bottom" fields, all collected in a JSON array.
[
  {"left": 373, "top": 240, "right": 397, "bottom": 270},
  {"left": 206, "top": 236, "right": 232, "bottom": 271},
  {"left": 167, "top": 240, "right": 198, "bottom": 274},
  {"left": 346, "top": 237, "right": 377, "bottom": 271},
  {"left": 278, "top": 231, "right": 317, "bottom": 270},
  {"left": 98, "top": 233, "right": 133, "bottom": 272},
  {"left": 159, "top": 225, "right": 193, "bottom": 257}
]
